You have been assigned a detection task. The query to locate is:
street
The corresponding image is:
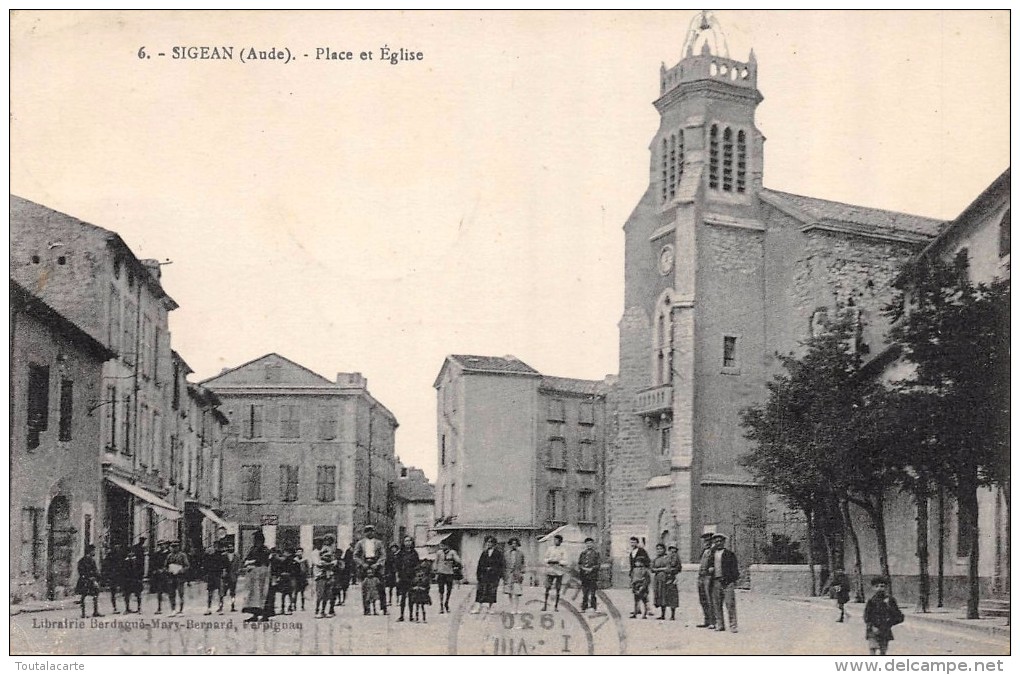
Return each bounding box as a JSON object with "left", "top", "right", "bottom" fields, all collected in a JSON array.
[{"left": 10, "top": 583, "right": 1008, "bottom": 656}]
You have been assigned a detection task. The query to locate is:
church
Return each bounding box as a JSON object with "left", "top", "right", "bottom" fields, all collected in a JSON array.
[{"left": 610, "top": 13, "right": 948, "bottom": 572}]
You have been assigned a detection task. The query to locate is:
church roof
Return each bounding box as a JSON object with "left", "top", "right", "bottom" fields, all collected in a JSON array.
[{"left": 759, "top": 188, "right": 945, "bottom": 239}]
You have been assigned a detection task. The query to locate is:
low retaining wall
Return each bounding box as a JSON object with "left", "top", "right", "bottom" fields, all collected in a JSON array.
[{"left": 749, "top": 564, "right": 816, "bottom": 596}]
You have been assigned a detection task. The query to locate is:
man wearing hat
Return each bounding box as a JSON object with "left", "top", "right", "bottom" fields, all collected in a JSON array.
[
  {"left": 353, "top": 524, "right": 388, "bottom": 614},
  {"left": 577, "top": 537, "right": 601, "bottom": 613},
  {"left": 708, "top": 533, "right": 740, "bottom": 632},
  {"left": 696, "top": 532, "right": 716, "bottom": 628}
]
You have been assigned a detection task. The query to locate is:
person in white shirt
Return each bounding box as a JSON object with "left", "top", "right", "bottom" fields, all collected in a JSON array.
[{"left": 543, "top": 534, "right": 568, "bottom": 612}]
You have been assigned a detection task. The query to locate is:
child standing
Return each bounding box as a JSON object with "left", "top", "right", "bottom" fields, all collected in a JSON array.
[
  {"left": 362, "top": 566, "right": 382, "bottom": 615},
  {"left": 863, "top": 577, "right": 904, "bottom": 655},
  {"left": 410, "top": 560, "right": 433, "bottom": 623},
  {"left": 630, "top": 559, "right": 651, "bottom": 619},
  {"left": 830, "top": 568, "right": 851, "bottom": 623}
]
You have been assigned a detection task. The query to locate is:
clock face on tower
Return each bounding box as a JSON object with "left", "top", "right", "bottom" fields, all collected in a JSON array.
[{"left": 658, "top": 244, "right": 675, "bottom": 276}]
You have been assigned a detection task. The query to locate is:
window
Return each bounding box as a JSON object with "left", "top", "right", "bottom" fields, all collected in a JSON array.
[
  {"left": 709, "top": 124, "right": 720, "bottom": 190},
  {"left": 246, "top": 404, "right": 264, "bottom": 439},
  {"left": 265, "top": 364, "right": 282, "bottom": 383},
  {"left": 654, "top": 296, "right": 674, "bottom": 385},
  {"left": 122, "top": 393, "right": 132, "bottom": 455},
  {"left": 578, "top": 491, "right": 594, "bottom": 522},
  {"left": 668, "top": 134, "right": 677, "bottom": 201},
  {"left": 999, "top": 208, "right": 1011, "bottom": 258},
  {"left": 241, "top": 465, "right": 262, "bottom": 501},
  {"left": 450, "top": 482, "right": 457, "bottom": 515},
  {"left": 171, "top": 360, "right": 181, "bottom": 411},
  {"left": 316, "top": 465, "right": 336, "bottom": 502},
  {"left": 280, "top": 404, "right": 300, "bottom": 439},
  {"left": 152, "top": 326, "right": 161, "bottom": 381},
  {"left": 660, "top": 138, "right": 669, "bottom": 202},
  {"left": 579, "top": 401, "right": 595, "bottom": 426},
  {"left": 123, "top": 299, "right": 137, "bottom": 365},
  {"left": 722, "top": 127, "right": 734, "bottom": 191},
  {"left": 547, "top": 438, "right": 566, "bottom": 469},
  {"left": 20, "top": 507, "right": 43, "bottom": 577},
  {"left": 151, "top": 411, "right": 161, "bottom": 472},
  {"left": 660, "top": 424, "right": 672, "bottom": 456},
  {"left": 169, "top": 435, "right": 178, "bottom": 484},
  {"left": 27, "top": 364, "right": 50, "bottom": 450},
  {"left": 548, "top": 398, "right": 565, "bottom": 422},
  {"left": 319, "top": 405, "right": 337, "bottom": 440},
  {"left": 108, "top": 285, "right": 121, "bottom": 351},
  {"left": 138, "top": 403, "right": 149, "bottom": 468},
  {"left": 548, "top": 421, "right": 565, "bottom": 439},
  {"left": 441, "top": 434, "right": 446, "bottom": 465},
  {"left": 106, "top": 385, "right": 118, "bottom": 451},
  {"left": 723, "top": 336, "right": 738, "bottom": 368},
  {"left": 579, "top": 432, "right": 596, "bottom": 472},
  {"left": 280, "top": 465, "right": 299, "bottom": 502},
  {"left": 736, "top": 129, "right": 747, "bottom": 192},
  {"left": 547, "top": 490, "right": 564, "bottom": 522},
  {"left": 139, "top": 315, "right": 152, "bottom": 377},
  {"left": 440, "top": 484, "right": 447, "bottom": 517}
]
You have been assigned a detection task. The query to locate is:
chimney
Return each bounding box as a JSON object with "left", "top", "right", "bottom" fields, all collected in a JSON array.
[
  {"left": 336, "top": 372, "right": 367, "bottom": 388},
  {"left": 140, "top": 258, "right": 161, "bottom": 281}
]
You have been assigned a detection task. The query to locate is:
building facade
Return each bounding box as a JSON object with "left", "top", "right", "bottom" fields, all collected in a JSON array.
[
  {"left": 393, "top": 460, "right": 435, "bottom": 553},
  {"left": 10, "top": 196, "right": 196, "bottom": 560},
  {"left": 10, "top": 281, "right": 115, "bottom": 602},
  {"left": 202, "top": 353, "right": 398, "bottom": 555},
  {"left": 434, "top": 355, "right": 613, "bottom": 582},
  {"left": 861, "top": 169, "right": 1011, "bottom": 604},
  {"left": 612, "top": 18, "right": 945, "bottom": 574}
]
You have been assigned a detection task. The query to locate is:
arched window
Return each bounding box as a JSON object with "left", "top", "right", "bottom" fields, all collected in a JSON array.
[
  {"left": 709, "top": 124, "right": 720, "bottom": 190},
  {"left": 668, "top": 134, "right": 677, "bottom": 201},
  {"left": 652, "top": 293, "right": 675, "bottom": 386},
  {"left": 660, "top": 138, "right": 669, "bottom": 203},
  {"left": 722, "top": 127, "right": 734, "bottom": 191},
  {"left": 736, "top": 130, "right": 747, "bottom": 193},
  {"left": 676, "top": 130, "right": 685, "bottom": 193}
]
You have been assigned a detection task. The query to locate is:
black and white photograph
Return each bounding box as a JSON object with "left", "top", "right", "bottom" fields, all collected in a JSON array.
[{"left": 8, "top": 9, "right": 1010, "bottom": 664}]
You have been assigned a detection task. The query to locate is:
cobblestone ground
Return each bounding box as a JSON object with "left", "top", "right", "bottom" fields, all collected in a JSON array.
[{"left": 10, "top": 583, "right": 1009, "bottom": 656}]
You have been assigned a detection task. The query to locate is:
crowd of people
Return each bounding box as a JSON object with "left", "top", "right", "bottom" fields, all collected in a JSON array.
[{"left": 75, "top": 525, "right": 907, "bottom": 654}]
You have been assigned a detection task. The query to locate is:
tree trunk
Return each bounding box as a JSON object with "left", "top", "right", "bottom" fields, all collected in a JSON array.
[
  {"left": 805, "top": 507, "right": 817, "bottom": 596},
  {"left": 840, "top": 498, "right": 865, "bottom": 603},
  {"left": 937, "top": 486, "right": 945, "bottom": 608},
  {"left": 958, "top": 475, "right": 981, "bottom": 620},
  {"left": 915, "top": 486, "right": 930, "bottom": 612},
  {"left": 871, "top": 494, "right": 892, "bottom": 588}
]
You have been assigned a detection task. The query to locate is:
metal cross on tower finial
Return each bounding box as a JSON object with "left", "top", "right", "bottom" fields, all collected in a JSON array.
[{"left": 682, "top": 10, "right": 730, "bottom": 59}]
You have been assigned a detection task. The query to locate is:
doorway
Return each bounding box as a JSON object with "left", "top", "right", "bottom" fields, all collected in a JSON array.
[{"left": 46, "top": 496, "right": 75, "bottom": 600}]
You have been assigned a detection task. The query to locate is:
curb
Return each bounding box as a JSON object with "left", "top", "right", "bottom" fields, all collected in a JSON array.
[{"left": 782, "top": 596, "right": 1010, "bottom": 639}]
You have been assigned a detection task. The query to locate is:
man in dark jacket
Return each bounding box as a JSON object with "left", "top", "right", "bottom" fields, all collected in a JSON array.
[
  {"left": 628, "top": 536, "right": 651, "bottom": 571},
  {"left": 708, "top": 533, "right": 740, "bottom": 633},
  {"left": 696, "top": 532, "right": 716, "bottom": 628},
  {"left": 393, "top": 536, "right": 421, "bottom": 621}
]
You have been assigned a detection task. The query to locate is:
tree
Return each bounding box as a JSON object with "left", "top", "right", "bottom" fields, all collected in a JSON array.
[
  {"left": 885, "top": 252, "right": 1010, "bottom": 619},
  {"left": 741, "top": 313, "right": 897, "bottom": 596}
]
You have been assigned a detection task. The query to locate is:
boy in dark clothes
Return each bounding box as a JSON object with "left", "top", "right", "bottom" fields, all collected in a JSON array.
[{"left": 863, "top": 577, "right": 904, "bottom": 655}]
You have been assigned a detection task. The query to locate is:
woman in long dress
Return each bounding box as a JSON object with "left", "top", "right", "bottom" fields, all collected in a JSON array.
[
  {"left": 242, "top": 530, "right": 271, "bottom": 622},
  {"left": 651, "top": 543, "right": 681, "bottom": 620}
]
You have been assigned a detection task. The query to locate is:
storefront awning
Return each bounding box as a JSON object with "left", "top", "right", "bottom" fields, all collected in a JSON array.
[
  {"left": 425, "top": 533, "right": 451, "bottom": 547},
  {"left": 197, "top": 505, "right": 233, "bottom": 529},
  {"left": 105, "top": 476, "right": 181, "bottom": 519}
]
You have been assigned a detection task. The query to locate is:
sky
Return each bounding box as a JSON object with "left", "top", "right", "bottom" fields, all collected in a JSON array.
[{"left": 10, "top": 10, "right": 1010, "bottom": 481}]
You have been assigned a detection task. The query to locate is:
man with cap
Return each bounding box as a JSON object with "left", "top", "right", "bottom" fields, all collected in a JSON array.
[
  {"left": 353, "top": 524, "right": 388, "bottom": 614},
  {"left": 628, "top": 536, "right": 651, "bottom": 571},
  {"left": 577, "top": 537, "right": 601, "bottom": 613},
  {"left": 696, "top": 532, "right": 716, "bottom": 628},
  {"left": 707, "top": 533, "right": 740, "bottom": 633}
]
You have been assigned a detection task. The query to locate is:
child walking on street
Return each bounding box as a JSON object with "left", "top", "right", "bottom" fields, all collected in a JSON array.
[{"left": 864, "top": 577, "right": 904, "bottom": 656}]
